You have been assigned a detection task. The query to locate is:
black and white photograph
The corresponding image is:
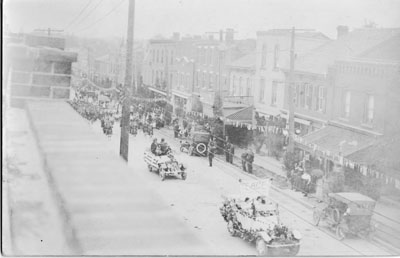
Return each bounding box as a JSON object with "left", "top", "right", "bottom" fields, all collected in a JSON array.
[{"left": 2, "top": 0, "right": 400, "bottom": 256}]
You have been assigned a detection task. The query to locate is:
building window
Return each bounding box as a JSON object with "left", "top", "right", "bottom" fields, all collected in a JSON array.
[
  {"left": 246, "top": 78, "right": 251, "bottom": 96},
  {"left": 363, "top": 94, "right": 374, "bottom": 124},
  {"left": 299, "top": 84, "right": 306, "bottom": 108},
  {"left": 208, "top": 73, "right": 213, "bottom": 89},
  {"left": 314, "top": 86, "right": 319, "bottom": 111},
  {"left": 342, "top": 90, "right": 351, "bottom": 118},
  {"left": 238, "top": 77, "right": 242, "bottom": 95},
  {"left": 259, "top": 78, "right": 265, "bottom": 103},
  {"left": 271, "top": 81, "right": 278, "bottom": 106},
  {"left": 232, "top": 75, "right": 236, "bottom": 95},
  {"left": 261, "top": 44, "right": 267, "bottom": 68},
  {"left": 273, "top": 44, "right": 280, "bottom": 69},
  {"left": 294, "top": 84, "right": 299, "bottom": 106},
  {"left": 317, "top": 87, "right": 326, "bottom": 112},
  {"left": 161, "top": 50, "right": 164, "bottom": 64},
  {"left": 306, "top": 84, "right": 313, "bottom": 110}
]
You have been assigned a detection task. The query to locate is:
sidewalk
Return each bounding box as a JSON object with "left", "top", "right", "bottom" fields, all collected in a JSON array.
[{"left": 23, "top": 100, "right": 208, "bottom": 255}]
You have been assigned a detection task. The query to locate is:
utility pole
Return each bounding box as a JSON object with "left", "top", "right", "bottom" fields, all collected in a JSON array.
[
  {"left": 287, "top": 27, "right": 296, "bottom": 153},
  {"left": 286, "top": 27, "right": 315, "bottom": 152},
  {"left": 34, "top": 28, "right": 64, "bottom": 36},
  {"left": 120, "top": 0, "right": 135, "bottom": 161}
]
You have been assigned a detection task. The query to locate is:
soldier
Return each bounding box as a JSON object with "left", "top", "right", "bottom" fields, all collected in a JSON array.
[
  {"left": 224, "top": 137, "right": 231, "bottom": 163},
  {"left": 229, "top": 144, "right": 235, "bottom": 164},
  {"left": 247, "top": 149, "right": 255, "bottom": 174},
  {"left": 207, "top": 139, "right": 216, "bottom": 167},
  {"left": 241, "top": 150, "right": 248, "bottom": 172}
]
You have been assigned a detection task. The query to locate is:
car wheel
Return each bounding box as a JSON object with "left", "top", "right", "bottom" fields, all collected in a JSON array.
[
  {"left": 288, "top": 244, "right": 300, "bottom": 256},
  {"left": 255, "top": 237, "right": 267, "bottom": 256},
  {"left": 313, "top": 209, "right": 321, "bottom": 226},
  {"left": 336, "top": 225, "right": 346, "bottom": 240}
]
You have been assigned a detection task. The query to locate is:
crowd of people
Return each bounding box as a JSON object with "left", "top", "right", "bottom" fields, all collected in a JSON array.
[{"left": 287, "top": 161, "right": 314, "bottom": 197}]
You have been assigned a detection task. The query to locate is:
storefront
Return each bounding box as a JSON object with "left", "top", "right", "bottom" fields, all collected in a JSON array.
[{"left": 172, "top": 90, "right": 190, "bottom": 115}]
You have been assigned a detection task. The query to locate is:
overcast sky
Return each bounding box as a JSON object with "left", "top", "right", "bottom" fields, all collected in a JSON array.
[{"left": 4, "top": 0, "right": 400, "bottom": 40}]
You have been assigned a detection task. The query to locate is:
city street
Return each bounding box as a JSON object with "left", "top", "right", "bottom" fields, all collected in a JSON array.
[{"left": 92, "top": 121, "right": 391, "bottom": 256}]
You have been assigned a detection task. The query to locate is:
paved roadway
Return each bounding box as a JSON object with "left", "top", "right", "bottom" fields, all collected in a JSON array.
[
  {"left": 25, "top": 101, "right": 209, "bottom": 256},
  {"left": 91, "top": 122, "right": 391, "bottom": 256}
]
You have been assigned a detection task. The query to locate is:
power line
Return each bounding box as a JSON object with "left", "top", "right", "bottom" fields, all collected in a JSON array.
[
  {"left": 69, "top": 0, "right": 106, "bottom": 31},
  {"left": 64, "top": 0, "right": 94, "bottom": 30},
  {"left": 78, "top": 0, "right": 125, "bottom": 32}
]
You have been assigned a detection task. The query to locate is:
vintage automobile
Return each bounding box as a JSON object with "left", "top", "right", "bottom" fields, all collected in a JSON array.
[
  {"left": 144, "top": 151, "right": 187, "bottom": 181},
  {"left": 184, "top": 131, "right": 211, "bottom": 156},
  {"left": 220, "top": 195, "right": 301, "bottom": 256},
  {"left": 312, "top": 192, "right": 377, "bottom": 240}
]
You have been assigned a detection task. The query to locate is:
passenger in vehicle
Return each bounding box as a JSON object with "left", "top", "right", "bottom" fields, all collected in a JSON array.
[{"left": 151, "top": 138, "right": 158, "bottom": 155}]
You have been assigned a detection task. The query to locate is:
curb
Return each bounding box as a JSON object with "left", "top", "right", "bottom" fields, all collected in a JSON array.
[{"left": 25, "top": 101, "right": 83, "bottom": 255}]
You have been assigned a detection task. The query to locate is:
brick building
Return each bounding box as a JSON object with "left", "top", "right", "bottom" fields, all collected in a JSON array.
[
  {"left": 142, "top": 37, "right": 177, "bottom": 98},
  {"left": 287, "top": 27, "right": 400, "bottom": 135},
  {"left": 5, "top": 33, "right": 77, "bottom": 107},
  {"left": 293, "top": 27, "right": 400, "bottom": 191},
  {"left": 254, "top": 30, "right": 330, "bottom": 121}
]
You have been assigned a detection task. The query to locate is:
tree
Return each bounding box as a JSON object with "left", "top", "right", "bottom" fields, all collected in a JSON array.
[
  {"left": 211, "top": 117, "right": 225, "bottom": 154},
  {"left": 212, "top": 92, "right": 223, "bottom": 117},
  {"left": 192, "top": 95, "right": 203, "bottom": 113}
]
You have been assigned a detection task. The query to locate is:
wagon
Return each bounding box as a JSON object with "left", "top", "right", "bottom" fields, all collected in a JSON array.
[
  {"left": 143, "top": 151, "right": 187, "bottom": 181},
  {"left": 312, "top": 192, "right": 377, "bottom": 240},
  {"left": 220, "top": 195, "right": 301, "bottom": 256}
]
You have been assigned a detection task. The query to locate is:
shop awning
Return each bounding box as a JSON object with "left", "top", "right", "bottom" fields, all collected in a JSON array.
[
  {"left": 172, "top": 90, "right": 190, "bottom": 99},
  {"left": 346, "top": 135, "right": 400, "bottom": 178},
  {"left": 256, "top": 106, "right": 281, "bottom": 117},
  {"left": 281, "top": 113, "right": 311, "bottom": 126},
  {"left": 298, "top": 125, "right": 376, "bottom": 157},
  {"left": 225, "top": 106, "right": 254, "bottom": 123},
  {"left": 148, "top": 86, "right": 167, "bottom": 96}
]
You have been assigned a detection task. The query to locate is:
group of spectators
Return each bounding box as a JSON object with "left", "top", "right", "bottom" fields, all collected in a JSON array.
[
  {"left": 241, "top": 149, "right": 255, "bottom": 174},
  {"left": 288, "top": 162, "right": 314, "bottom": 197}
]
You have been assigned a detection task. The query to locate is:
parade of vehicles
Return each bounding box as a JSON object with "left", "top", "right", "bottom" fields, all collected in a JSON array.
[
  {"left": 144, "top": 151, "right": 187, "bottom": 181},
  {"left": 312, "top": 192, "right": 377, "bottom": 240},
  {"left": 220, "top": 195, "right": 302, "bottom": 256},
  {"left": 181, "top": 130, "right": 211, "bottom": 156}
]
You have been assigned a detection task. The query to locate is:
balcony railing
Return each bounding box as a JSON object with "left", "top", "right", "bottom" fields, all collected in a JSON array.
[{"left": 224, "top": 95, "right": 254, "bottom": 106}]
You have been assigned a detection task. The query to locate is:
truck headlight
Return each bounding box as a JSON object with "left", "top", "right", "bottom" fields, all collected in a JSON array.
[{"left": 292, "top": 230, "right": 302, "bottom": 240}]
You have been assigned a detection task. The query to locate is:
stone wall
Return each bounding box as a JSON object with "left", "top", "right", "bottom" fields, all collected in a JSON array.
[{"left": 6, "top": 42, "right": 77, "bottom": 107}]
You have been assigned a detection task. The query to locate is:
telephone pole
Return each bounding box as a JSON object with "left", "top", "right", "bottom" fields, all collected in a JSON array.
[
  {"left": 287, "top": 27, "right": 296, "bottom": 152},
  {"left": 286, "top": 27, "right": 315, "bottom": 152},
  {"left": 120, "top": 0, "right": 135, "bottom": 161}
]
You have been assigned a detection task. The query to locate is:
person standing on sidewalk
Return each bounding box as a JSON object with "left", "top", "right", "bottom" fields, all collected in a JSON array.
[
  {"left": 208, "top": 139, "right": 216, "bottom": 167},
  {"left": 301, "top": 170, "right": 312, "bottom": 197},
  {"left": 224, "top": 137, "right": 231, "bottom": 163},
  {"left": 229, "top": 143, "right": 235, "bottom": 164},
  {"left": 247, "top": 149, "right": 255, "bottom": 174},
  {"left": 241, "top": 150, "right": 248, "bottom": 172}
]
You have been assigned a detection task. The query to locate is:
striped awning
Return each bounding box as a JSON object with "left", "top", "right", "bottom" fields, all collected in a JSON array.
[{"left": 225, "top": 106, "right": 253, "bottom": 123}]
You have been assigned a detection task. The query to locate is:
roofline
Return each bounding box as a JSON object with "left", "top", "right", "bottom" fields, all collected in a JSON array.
[{"left": 148, "top": 39, "right": 177, "bottom": 44}]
